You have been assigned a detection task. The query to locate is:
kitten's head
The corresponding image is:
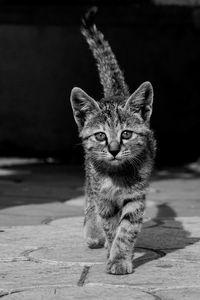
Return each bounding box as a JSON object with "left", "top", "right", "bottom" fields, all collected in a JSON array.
[{"left": 70, "top": 82, "right": 154, "bottom": 175}]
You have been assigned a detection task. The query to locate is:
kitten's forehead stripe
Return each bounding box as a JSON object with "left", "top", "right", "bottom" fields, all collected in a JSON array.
[{"left": 85, "top": 97, "right": 144, "bottom": 136}]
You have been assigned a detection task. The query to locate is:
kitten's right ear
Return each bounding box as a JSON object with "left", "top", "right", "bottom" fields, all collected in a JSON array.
[
  {"left": 124, "top": 82, "right": 153, "bottom": 123},
  {"left": 70, "top": 87, "right": 100, "bottom": 130}
]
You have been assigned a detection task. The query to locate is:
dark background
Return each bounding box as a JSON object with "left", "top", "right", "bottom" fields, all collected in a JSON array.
[{"left": 0, "top": 0, "right": 200, "bottom": 167}]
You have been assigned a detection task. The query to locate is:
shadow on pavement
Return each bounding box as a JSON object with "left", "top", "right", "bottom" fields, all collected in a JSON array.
[
  {"left": 0, "top": 163, "right": 84, "bottom": 209},
  {"left": 134, "top": 203, "right": 200, "bottom": 269},
  {"left": 152, "top": 166, "right": 200, "bottom": 181}
]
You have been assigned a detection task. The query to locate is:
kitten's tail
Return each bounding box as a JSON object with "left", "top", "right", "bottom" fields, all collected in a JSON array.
[{"left": 81, "top": 7, "right": 129, "bottom": 98}]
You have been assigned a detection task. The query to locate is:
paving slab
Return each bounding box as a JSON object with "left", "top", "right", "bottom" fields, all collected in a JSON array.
[
  {"left": 0, "top": 215, "right": 200, "bottom": 299},
  {"left": 0, "top": 164, "right": 84, "bottom": 226},
  {"left": 154, "top": 288, "right": 200, "bottom": 300},
  {"left": 1, "top": 286, "right": 154, "bottom": 300},
  {"left": 0, "top": 164, "right": 200, "bottom": 298},
  {"left": 0, "top": 202, "right": 83, "bottom": 226}
]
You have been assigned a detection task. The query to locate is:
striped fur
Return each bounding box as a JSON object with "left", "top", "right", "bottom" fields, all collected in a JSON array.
[
  {"left": 81, "top": 6, "right": 129, "bottom": 98},
  {"left": 70, "top": 7, "right": 156, "bottom": 274}
]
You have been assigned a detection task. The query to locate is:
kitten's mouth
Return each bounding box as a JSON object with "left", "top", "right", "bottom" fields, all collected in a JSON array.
[{"left": 109, "top": 158, "right": 121, "bottom": 164}]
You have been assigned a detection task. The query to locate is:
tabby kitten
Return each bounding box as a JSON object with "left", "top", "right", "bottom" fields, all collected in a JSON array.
[{"left": 70, "top": 7, "right": 156, "bottom": 275}]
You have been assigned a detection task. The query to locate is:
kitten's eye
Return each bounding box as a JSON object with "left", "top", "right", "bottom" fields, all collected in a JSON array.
[
  {"left": 121, "top": 130, "right": 133, "bottom": 140},
  {"left": 95, "top": 132, "right": 107, "bottom": 142}
]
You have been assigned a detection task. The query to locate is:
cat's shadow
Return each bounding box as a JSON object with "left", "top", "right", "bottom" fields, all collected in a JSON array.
[{"left": 134, "top": 203, "right": 200, "bottom": 269}]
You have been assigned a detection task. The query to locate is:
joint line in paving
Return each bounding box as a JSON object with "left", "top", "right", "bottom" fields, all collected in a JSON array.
[{"left": 77, "top": 265, "right": 91, "bottom": 287}]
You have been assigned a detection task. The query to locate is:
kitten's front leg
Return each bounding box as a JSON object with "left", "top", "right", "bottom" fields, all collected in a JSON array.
[
  {"left": 106, "top": 199, "right": 145, "bottom": 275},
  {"left": 96, "top": 198, "right": 119, "bottom": 255},
  {"left": 84, "top": 197, "right": 105, "bottom": 249}
]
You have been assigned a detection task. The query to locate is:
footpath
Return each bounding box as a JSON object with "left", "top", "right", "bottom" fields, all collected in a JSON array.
[{"left": 0, "top": 162, "right": 200, "bottom": 299}]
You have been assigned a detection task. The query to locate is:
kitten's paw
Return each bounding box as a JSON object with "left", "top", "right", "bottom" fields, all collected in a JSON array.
[
  {"left": 86, "top": 237, "right": 105, "bottom": 249},
  {"left": 84, "top": 217, "right": 105, "bottom": 249},
  {"left": 106, "top": 258, "right": 133, "bottom": 275}
]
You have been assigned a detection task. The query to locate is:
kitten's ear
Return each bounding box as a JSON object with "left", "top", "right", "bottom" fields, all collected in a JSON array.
[
  {"left": 70, "top": 87, "right": 100, "bottom": 130},
  {"left": 125, "top": 81, "right": 153, "bottom": 123}
]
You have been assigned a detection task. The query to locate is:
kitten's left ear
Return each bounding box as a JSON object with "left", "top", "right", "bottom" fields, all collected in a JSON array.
[{"left": 125, "top": 81, "right": 153, "bottom": 123}]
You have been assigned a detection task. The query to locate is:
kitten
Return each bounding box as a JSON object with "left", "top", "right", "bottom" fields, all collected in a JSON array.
[{"left": 70, "top": 7, "right": 156, "bottom": 275}]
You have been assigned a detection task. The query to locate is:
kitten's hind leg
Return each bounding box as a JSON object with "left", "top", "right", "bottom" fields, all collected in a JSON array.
[{"left": 84, "top": 203, "right": 105, "bottom": 249}]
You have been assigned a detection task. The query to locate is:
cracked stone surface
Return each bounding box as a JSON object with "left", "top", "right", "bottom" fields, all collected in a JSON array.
[
  {"left": 0, "top": 164, "right": 200, "bottom": 298},
  {"left": 0, "top": 216, "right": 200, "bottom": 299},
  {"left": 154, "top": 288, "right": 200, "bottom": 300},
  {"left": 1, "top": 287, "right": 155, "bottom": 300}
]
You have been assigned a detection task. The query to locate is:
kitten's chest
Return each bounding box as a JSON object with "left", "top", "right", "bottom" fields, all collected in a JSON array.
[{"left": 99, "top": 178, "right": 124, "bottom": 206}]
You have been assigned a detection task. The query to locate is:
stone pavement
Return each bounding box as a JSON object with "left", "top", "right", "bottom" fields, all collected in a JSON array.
[{"left": 0, "top": 162, "right": 200, "bottom": 299}]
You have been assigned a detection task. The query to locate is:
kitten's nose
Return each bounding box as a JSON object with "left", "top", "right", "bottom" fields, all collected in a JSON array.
[{"left": 108, "top": 141, "right": 120, "bottom": 157}]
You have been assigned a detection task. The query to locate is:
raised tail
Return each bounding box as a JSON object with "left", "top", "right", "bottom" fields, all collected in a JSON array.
[{"left": 81, "top": 7, "right": 129, "bottom": 98}]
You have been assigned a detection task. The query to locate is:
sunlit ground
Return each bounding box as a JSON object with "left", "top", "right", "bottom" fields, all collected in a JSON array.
[
  {"left": 0, "top": 157, "right": 55, "bottom": 176},
  {"left": 0, "top": 156, "right": 199, "bottom": 226}
]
